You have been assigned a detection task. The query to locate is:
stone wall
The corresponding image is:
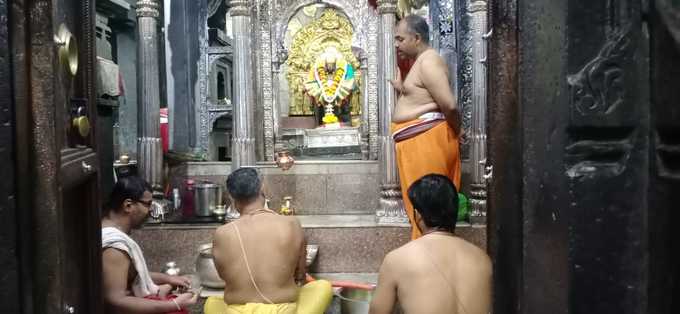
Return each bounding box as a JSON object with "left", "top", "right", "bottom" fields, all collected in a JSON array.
[{"left": 169, "top": 161, "right": 380, "bottom": 215}]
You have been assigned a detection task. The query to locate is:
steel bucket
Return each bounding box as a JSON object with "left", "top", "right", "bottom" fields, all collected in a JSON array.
[
  {"left": 338, "top": 287, "right": 373, "bottom": 314},
  {"left": 193, "top": 183, "right": 221, "bottom": 217}
]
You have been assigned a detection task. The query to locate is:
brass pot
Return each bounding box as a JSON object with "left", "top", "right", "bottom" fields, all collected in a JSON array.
[{"left": 275, "top": 151, "right": 295, "bottom": 171}]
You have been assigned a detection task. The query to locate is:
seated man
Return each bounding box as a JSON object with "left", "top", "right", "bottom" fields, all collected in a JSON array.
[
  {"left": 369, "top": 174, "right": 492, "bottom": 314},
  {"left": 102, "top": 176, "right": 198, "bottom": 313},
  {"left": 206, "top": 167, "right": 332, "bottom": 314}
]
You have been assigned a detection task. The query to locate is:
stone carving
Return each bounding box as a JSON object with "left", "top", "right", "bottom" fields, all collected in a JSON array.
[
  {"left": 565, "top": 127, "right": 635, "bottom": 179},
  {"left": 567, "top": 25, "right": 632, "bottom": 116},
  {"left": 656, "top": 129, "right": 680, "bottom": 180}
]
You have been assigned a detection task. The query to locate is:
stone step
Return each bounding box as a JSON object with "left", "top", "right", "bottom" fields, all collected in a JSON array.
[{"left": 133, "top": 215, "right": 486, "bottom": 275}]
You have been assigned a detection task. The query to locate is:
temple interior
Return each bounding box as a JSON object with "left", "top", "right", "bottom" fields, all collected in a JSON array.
[
  {"left": 2, "top": 0, "right": 680, "bottom": 313},
  {"left": 94, "top": 2, "right": 488, "bottom": 310}
]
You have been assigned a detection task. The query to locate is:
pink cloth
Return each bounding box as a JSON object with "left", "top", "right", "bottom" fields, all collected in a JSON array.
[{"left": 143, "top": 294, "right": 188, "bottom": 314}]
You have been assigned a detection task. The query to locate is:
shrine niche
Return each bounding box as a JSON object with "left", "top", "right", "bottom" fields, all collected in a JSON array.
[
  {"left": 270, "top": 5, "right": 370, "bottom": 159},
  {"left": 285, "top": 9, "right": 361, "bottom": 126}
]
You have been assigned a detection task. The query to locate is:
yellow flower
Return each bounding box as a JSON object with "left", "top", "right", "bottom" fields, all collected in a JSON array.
[{"left": 322, "top": 113, "right": 339, "bottom": 124}]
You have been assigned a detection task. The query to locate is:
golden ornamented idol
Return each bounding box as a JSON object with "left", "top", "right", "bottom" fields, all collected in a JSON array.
[{"left": 304, "top": 47, "right": 356, "bottom": 125}]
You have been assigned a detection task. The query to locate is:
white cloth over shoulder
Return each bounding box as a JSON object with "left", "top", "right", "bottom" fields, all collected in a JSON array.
[{"left": 101, "top": 227, "right": 159, "bottom": 297}]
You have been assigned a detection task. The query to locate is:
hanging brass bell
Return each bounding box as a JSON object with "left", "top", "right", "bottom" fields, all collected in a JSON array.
[{"left": 72, "top": 116, "right": 90, "bottom": 138}]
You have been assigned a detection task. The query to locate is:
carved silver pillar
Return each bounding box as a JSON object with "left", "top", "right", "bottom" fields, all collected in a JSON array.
[
  {"left": 136, "top": 0, "right": 163, "bottom": 191},
  {"left": 230, "top": 0, "right": 256, "bottom": 170},
  {"left": 360, "top": 57, "right": 370, "bottom": 159},
  {"left": 468, "top": 0, "right": 488, "bottom": 225},
  {"left": 376, "top": 0, "right": 408, "bottom": 225}
]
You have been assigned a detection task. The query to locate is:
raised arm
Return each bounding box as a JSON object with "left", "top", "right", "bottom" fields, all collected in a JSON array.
[
  {"left": 102, "top": 248, "right": 197, "bottom": 313},
  {"left": 369, "top": 252, "right": 399, "bottom": 314},
  {"left": 420, "top": 54, "right": 461, "bottom": 134}
]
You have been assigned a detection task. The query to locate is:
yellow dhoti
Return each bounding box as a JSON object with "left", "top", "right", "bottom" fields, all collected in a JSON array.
[
  {"left": 204, "top": 280, "right": 333, "bottom": 314},
  {"left": 392, "top": 116, "right": 461, "bottom": 240}
]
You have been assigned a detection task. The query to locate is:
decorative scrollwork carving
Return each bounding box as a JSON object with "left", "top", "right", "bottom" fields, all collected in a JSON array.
[
  {"left": 230, "top": 0, "right": 251, "bottom": 17},
  {"left": 567, "top": 25, "right": 632, "bottom": 116},
  {"left": 136, "top": 0, "right": 159, "bottom": 18}
]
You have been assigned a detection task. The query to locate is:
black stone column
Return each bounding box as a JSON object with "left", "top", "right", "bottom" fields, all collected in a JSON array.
[
  {"left": 486, "top": 0, "right": 680, "bottom": 313},
  {"left": 648, "top": 1, "right": 680, "bottom": 313}
]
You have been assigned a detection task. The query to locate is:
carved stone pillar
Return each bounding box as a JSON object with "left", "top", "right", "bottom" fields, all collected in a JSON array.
[
  {"left": 230, "top": 0, "right": 256, "bottom": 170},
  {"left": 136, "top": 0, "right": 162, "bottom": 191},
  {"left": 468, "top": 0, "right": 488, "bottom": 224},
  {"left": 376, "top": 0, "right": 408, "bottom": 225}
]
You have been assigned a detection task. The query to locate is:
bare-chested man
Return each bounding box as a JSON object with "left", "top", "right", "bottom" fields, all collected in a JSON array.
[
  {"left": 102, "top": 176, "right": 198, "bottom": 314},
  {"left": 206, "top": 167, "right": 332, "bottom": 314},
  {"left": 390, "top": 15, "right": 462, "bottom": 239},
  {"left": 370, "top": 174, "right": 491, "bottom": 314}
]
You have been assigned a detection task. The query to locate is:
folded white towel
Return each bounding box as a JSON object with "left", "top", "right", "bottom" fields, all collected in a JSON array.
[{"left": 102, "top": 227, "right": 159, "bottom": 297}]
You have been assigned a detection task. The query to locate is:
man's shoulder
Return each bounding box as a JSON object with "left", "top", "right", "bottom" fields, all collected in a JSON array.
[
  {"left": 215, "top": 223, "right": 233, "bottom": 236},
  {"left": 452, "top": 237, "right": 492, "bottom": 274},
  {"left": 420, "top": 50, "right": 446, "bottom": 68},
  {"left": 384, "top": 240, "right": 422, "bottom": 265},
  {"left": 274, "top": 215, "right": 303, "bottom": 228}
]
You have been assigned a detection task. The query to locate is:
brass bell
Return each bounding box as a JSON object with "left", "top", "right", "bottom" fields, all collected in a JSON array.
[
  {"left": 55, "top": 24, "right": 78, "bottom": 76},
  {"left": 72, "top": 116, "right": 90, "bottom": 138}
]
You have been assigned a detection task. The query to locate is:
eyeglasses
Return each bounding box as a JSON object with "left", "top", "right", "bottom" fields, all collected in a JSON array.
[{"left": 135, "top": 199, "right": 153, "bottom": 208}]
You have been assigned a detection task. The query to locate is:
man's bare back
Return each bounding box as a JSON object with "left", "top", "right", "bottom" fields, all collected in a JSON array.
[
  {"left": 392, "top": 49, "right": 454, "bottom": 124},
  {"left": 371, "top": 233, "right": 491, "bottom": 314},
  {"left": 212, "top": 212, "right": 305, "bottom": 305}
]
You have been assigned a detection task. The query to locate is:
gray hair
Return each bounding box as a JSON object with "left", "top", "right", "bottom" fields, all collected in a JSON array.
[
  {"left": 403, "top": 15, "right": 430, "bottom": 45},
  {"left": 226, "top": 167, "right": 263, "bottom": 201}
]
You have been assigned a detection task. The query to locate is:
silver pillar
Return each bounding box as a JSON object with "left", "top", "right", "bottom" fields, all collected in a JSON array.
[
  {"left": 468, "top": 0, "right": 488, "bottom": 225},
  {"left": 136, "top": 0, "right": 162, "bottom": 191},
  {"left": 360, "top": 57, "right": 370, "bottom": 160},
  {"left": 376, "top": 0, "right": 408, "bottom": 225},
  {"left": 231, "top": 0, "right": 256, "bottom": 170}
]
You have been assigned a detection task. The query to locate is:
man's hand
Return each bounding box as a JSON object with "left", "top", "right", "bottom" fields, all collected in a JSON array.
[
  {"left": 164, "top": 275, "right": 192, "bottom": 289},
  {"left": 388, "top": 67, "right": 404, "bottom": 94},
  {"left": 173, "top": 292, "right": 199, "bottom": 309},
  {"left": 158, "top": 284, "right": 173, "bottom": 298},
  {"left": 151, "top": 272, "right": 192, "bottom": 289}
]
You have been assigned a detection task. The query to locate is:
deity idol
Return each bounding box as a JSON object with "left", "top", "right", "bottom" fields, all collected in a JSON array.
[{"left": 304, "top": 47, "right": 356, "bottom": 126}]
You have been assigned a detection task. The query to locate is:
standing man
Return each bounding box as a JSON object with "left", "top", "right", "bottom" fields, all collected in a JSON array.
[
  {"left": 390, "top": 15, "right": 462, "bottom": 239},
  {"left": 369, "top": 174, "right": 491, "bottom": 314},
  {"left": 205, "top": 167, "right": 332, "bottom": 314},
  {"left": 101, "top": 176, "right": 198, "bottom": 313}
]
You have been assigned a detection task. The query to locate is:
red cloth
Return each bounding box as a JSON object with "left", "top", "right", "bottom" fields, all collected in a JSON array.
[
  {"left": 160, "top": 108, "right": 169, "bottom": 153},
  {"left": 143, "top": 294, "right": 188, "bottom": 314}
]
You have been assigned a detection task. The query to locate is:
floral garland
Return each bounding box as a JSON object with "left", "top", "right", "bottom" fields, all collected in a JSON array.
[{"left": 317, "top": 63, "right": 346, "bottom": 101}]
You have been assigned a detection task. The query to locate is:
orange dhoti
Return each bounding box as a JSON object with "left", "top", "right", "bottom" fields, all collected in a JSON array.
[{"left": 391, "top": 115, "right": 461, "bottom": 239}]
